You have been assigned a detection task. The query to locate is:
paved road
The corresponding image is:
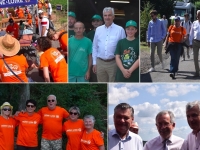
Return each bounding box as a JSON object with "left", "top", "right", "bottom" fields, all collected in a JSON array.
[{"left": 140, "top": 49, "right": 200, "bottom": 82}]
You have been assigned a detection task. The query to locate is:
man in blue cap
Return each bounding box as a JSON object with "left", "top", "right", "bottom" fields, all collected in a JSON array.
[
  {"left": 87, "top": 14, "right": 103, "bottom": 82},
  {"left": 68, "top": 11, "right": 77, "bottom": 37}
]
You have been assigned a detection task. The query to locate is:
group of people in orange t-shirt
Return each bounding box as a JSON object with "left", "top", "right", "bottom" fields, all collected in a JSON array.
[{"left": 0, "top": 94, "right": 105, "bottom": 150}]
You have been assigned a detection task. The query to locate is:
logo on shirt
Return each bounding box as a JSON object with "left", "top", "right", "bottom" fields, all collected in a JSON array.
[
  {"left": 81, "top": 139, "right": 91, "bottom": 144},
  {"left": 50, "top": 50, "right": 64, "bottom": 64},
  {"left": 44, "top": 114, "right": 60, "bottom": 118},
  {"left": 66, "top": 128, "right": 82, "bottom": 132},
  {"left": 121, "top": 47, "right": 137, "bottom": 68},
  {"left": 79, "top": 48, "right": 85, "bottom": 52},
  {"left": 2, "top": 62, "right": 22, "bottom": 77},
  {"left": 1, "top": 125, "right": 14, "bottom": 128},
  {"left": 22, "top": 121, "right": 37, "bottom": 124}
]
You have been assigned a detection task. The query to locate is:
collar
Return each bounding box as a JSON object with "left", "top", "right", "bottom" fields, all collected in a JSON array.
[
  {"left": 104, "top": 22, "right": 114, "bottom": 29},
  {"left": 192, "top": 130, "right": 200, "bottom": 136},
  {"left": 112, "top": 129, "right": 131, "bottom": 141},
  {"left": 160, "top": 134, "right": 173, "bottom": 144}
]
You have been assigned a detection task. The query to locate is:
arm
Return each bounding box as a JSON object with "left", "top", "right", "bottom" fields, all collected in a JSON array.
[
  {"left": 99, "top": 145, "right": 105, "bottom": 150},
  {"left": 115, "top": 54, "right": 131, "bottom": 78},
  {"left": 147, "top": 22, "right": 151, "bottom": 46},
  {"left": 92, "top": 29, "right": 98, "bottom": 65},
  {"left": 128, "top": 59, "right": 139, "bottom": 74},
  {"left": 43, "top": 67, "right": 50, "bottom": 82},
  {"left": 85, "top": 54, "right": 92, "bottom": 80}
]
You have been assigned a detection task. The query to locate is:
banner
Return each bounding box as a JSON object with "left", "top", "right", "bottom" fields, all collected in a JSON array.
[{"left": 0, "top": 0, "right": 37, "bottom": 8}]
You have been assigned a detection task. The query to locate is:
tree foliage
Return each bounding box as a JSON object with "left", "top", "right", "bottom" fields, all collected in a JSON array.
[
  {"left": 0, "top": 84, "right": 107, "bottom": 149},
  {"left": 195, "top": 1, "right": 200, "bottom": 11}
]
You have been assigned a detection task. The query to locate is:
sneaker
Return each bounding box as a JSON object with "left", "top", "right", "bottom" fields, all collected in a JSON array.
[
  {"left": 181, "top": 58, "right": 185, "bottom": 61},
  {"left": 162, "top": 62, "right": 165, "bottom": 69},
  {"left": 193, "top": 72, "right": 199, "bottom": 77},
  {"left": 148, "top": 67, "right": 155, "bottom": 72},
  {"left": 170, "top": 73, "right": 176, "bottom": 79}
]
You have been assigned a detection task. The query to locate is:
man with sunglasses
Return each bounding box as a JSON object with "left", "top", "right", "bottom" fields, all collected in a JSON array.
[
  {"left": 14, "top": 99, "right": 41, "bottom": 150},
  {"left": 143, "top": 110, "right": 184, "bottom": 150},
  {"left": 147, "top": 10, "right": 166, "bottom": 72},
  {"left": 38, "top": 94, "right": 69, "bottom": 150}
]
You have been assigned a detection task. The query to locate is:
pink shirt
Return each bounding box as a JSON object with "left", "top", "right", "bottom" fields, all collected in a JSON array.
[{"left": 183, "top": 131, "right": 200, "bottom": 150}]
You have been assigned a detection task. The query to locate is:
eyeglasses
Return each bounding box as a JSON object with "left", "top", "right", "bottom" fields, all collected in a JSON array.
[
  {"left": 2, "top": 108, "right": 11, "bottom": 111},
  {"left": 70, "top": 112, "right": 78, "bottom": 115},
  {"left": 26, "top": 105, "right": 35, "bottom": 108},
  {"left": 48, "top": 99, "right": 55, "bottom": 102}
]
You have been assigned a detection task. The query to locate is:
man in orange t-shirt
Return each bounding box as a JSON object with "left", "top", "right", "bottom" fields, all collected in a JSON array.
[
  {"left": 38, "top": 95, "right": 69, "bottom": 150},
  {"left": 6, "top": 18, "right": 19, "bottom": 39},
  {"left": 81, "top": 115, "right": 104, "bottom": 150},
  {"left": 14, "top": 99, "right": 41, "bottom": 149},
  {"left": 0, "top": 102, "right": 18, "bottom": 150},
  {"left": 16, "top": 7, "right": 24, "bottom": 18}
]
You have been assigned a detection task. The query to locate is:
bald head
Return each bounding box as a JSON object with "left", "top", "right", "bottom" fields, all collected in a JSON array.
[{"left": 74, "top": 21, "right": 85, "bottom": 38}]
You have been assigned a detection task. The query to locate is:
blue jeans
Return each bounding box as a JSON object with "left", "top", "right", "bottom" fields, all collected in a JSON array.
[
  {"left": 169, "top": 43, "right": 182, "bottom": 73},
  {"left": 69, "top": 76, "right": 89, "bottom": 82}
]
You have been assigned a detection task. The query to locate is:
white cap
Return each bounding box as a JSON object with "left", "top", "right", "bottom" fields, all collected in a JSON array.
[{"left": 38, "top": 10, "right": 43, "bottom": 14}]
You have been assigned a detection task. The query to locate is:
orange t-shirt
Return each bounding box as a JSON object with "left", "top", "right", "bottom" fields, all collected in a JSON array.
[
  {"left": 6, "top": 23, "right": 19, "bottom": 39},
  {"left": 81, "top": 129, "right": 104, "bottom": 150},
  {"left": 40, "top": 47, "right": 67, "bottom": 82},
  {"left": 58, "top": 30, "right": 67, "bottom": 52},
  {"left": 168, "top": 25, "right": 187, "bottom": 43},
  {"left": 0, "top": 116, "right": 17, "bottom": 150},
  {"left": 14, "top": 112, "right": 41, "bottom": 147},
  {"left": 63, "top": 119, "right": 84, "bottom": 150},
  {"left": 38, "top": 106, "right": 69, "bottom": 140},
  {"left": 0, "top": 55, "right": 29, "bottom": 82},
  {"left": 16, "top": 8, "right": 24, "bottom": 18},
  {"left": 27, "top": 13, "right": 32, "bottom": 25},
  {"left": 38, "top": 2, "right": 43, "bottom": 9}
]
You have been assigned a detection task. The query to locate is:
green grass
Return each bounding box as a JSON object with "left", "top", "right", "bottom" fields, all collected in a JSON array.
[{"left": 51, "top": 0, "right": 67, "bottom": 11}]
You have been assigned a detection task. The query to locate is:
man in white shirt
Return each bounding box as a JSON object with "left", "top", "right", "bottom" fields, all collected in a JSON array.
[
  {"left": 38, "top": 10, "right": 49, "bottom": 37},
  {"left": 92, "top": 7, "right": 126, "bottom": 82},
  {"left": 108, "top": 103, "right": 143, "bottom": 150},
  {"left": 161, "top": 15, "right": 168, "bottom": 31},
  {"left": 45, "top": 0, "right": 52, "bottom": 21},
  {"left": 143, "top": 110, "right": 184, "bottom": 150},
  {"left": 181, "top": 13, "right": 192, "bottom": 61},
  {"left": 182, "top": 100, "right": 200, "bottom": 150},
  {"left": 189, "top": 10, "right": 200, "bottom": 77}
]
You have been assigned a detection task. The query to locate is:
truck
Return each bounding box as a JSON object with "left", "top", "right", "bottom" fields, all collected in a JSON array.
[{"left": 170, "top": 0, "right": 196, "bottom": 22}]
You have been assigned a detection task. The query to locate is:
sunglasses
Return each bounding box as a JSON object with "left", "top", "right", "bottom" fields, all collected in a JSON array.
[
  {"left": 3, "top": 108, "right": 11, "bottom": 111},
  {"left": 48, "top": 99, "right": 55, "bottom": 102},
  {"left": 70, "top": 112, "right": 78, "bottom": 115},
  {"left": 26, "top": 105, "right": 35, "bottom": 108}
]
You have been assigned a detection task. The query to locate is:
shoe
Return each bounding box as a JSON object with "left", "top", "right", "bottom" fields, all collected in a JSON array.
[
  {"left": 162, "top": 62, "right": 165, "bottom": 69},
  {"left": 148, "top": 67, "right": 155, "bottom": 72},
  {"left": 170, "top": 73, "right": 176, "bottom": 79},
  {"left": 193, "top": 73, "right": 199, "bottom": 77},
  {"left": 182, "top": 58, "right": 185, "bottom": 61},
  {"left": 188, "top": 55, "right": 190, "bottom": 59}
]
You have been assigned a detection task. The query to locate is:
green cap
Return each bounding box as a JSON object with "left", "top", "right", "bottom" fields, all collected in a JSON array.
[
  {"left": 68, "top": 11, "right": 76, "bottom": 18},
  {"left": 92, "top": 15, "right": 102, "bottom": 20},
  {"left": 126, "top": 20, "right": 137, "bottom": 28}
]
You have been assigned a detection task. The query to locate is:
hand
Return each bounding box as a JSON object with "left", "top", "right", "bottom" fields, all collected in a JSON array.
[
  {"left": 93, "top": 65, "right": 97, "bottom": 74},
  {"left": 122, "top": 69, "right": 131, "bottom": 78},
  {"left": 85, "top": 71, "right": 90, "bottom": 80}
]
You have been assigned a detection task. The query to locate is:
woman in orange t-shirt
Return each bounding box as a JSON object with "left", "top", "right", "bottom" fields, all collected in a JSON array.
[
  {"left": 81, "top": 115, "right": 105, "bottom": 150},
  {"left": 0, "top": 102, "right": 17, "bottom": 150},
  {"left": 14, "top": 99, "right": 41, "bottom": 150},
  {"left": 63, "top": 106, "right": 85, "bottom": 150},
  {"left": 164, "top": 16, "right": 186, "bottom": 79},
  {"left": 36, "top": 37, "right": 67, "bottom": 82}
]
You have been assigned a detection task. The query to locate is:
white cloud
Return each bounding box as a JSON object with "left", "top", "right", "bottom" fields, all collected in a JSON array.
[
  {"left": 109, "top": 86, "right": 139, "bottom": 105},
  {"left": 146, "top": 85, "right": 159, "bottom": 96},
  {"left": 160, "top": 98, "right": 170, "bottom": 104},
  {"left": 165, "top": 84, "right": 199, "bottom": 97}
]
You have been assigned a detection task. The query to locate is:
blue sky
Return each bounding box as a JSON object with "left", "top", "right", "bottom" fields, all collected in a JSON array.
[{"left": 108, "top": 83, "right": 200, "bottom": 141}]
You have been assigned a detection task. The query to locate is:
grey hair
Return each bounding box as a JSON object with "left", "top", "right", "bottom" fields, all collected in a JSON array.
[
  {"left": 197, "top": 10, "right": 200, "bottom": 15},
  {"left": 69, "top": 106, "right": 81, "bottom": 115},
  {"left": 186, "top": 100, "right": 200, "bottom": 111},
  {"left": 84, "top": 115, "right": 95, "bottom": 123},
  {"left": 114, "top": 103, "right": 134, "bottom": 118},
  {"left": 156, "top": 110, "right": 175, "bottom": 123},
  {"left": 103, "top": 7, "right": 115, "bottom": 15},
  {"left": 47, "top": 94, "right": 57, "bottom": 100}
]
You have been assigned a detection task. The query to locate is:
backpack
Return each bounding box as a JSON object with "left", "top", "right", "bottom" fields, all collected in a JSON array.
[
  {"left": 181, "top": 21, "right": 192, "bottom": 27},
  {"left": 49, "top": 19, "right": 55, "bottom": 31}
]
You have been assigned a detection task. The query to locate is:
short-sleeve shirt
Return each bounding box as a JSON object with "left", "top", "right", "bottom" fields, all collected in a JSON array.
[
  {"left": 14, "top": 112, "right": 41, "bottom": 147},
  {"left": 58, "top": 30, "right": 67, "bottom": 52},
  {"left": 40, "top": 47, "right": 67, "bottom": 82},
  {"left": 16, "top": 8, "right": 24, "bottom": 18},
  {"left": 68, "top": 36, "right": 92, "bottom": 76},
  {"left": 63, "top": 119, "right": 84, "bottom": 150},
  {"left": 81, "top": 129, "right": 104, "bottom": 150},
  {"left": 0, "top": 55, "right": 29, "bottom": 82},
  {"left": 0, "top": 116, "right": 17, "bottom": 150},
  {"left": 39, "top": 16, "right": 49, "bottom": 37},
  {"left": 168, "top": 25, "right": 187, "bottom": 43},
  {"left": 38, "top": 106, "right": 69, "bottom": 140},
  {"left": 6, "top": 23, "right": 19, "bottom": 39},
  {"left": 115, "top": 38, "right": 139, "bottom": 82}
]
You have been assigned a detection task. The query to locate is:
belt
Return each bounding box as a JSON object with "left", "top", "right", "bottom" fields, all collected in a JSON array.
[
  {"left": 97, "top": 57, "right": 115, "bottom": 62},
  {"left": 194, "top": 39, "right": 200, "bottom": 42}
]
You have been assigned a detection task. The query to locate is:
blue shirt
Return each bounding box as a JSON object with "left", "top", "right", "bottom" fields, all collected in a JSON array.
[
  {"left": 147, "top": 18, "right": 166, "bottom": 42},
  {"left": 108, "top": 129, "right": 143, "bottom": 150}
]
